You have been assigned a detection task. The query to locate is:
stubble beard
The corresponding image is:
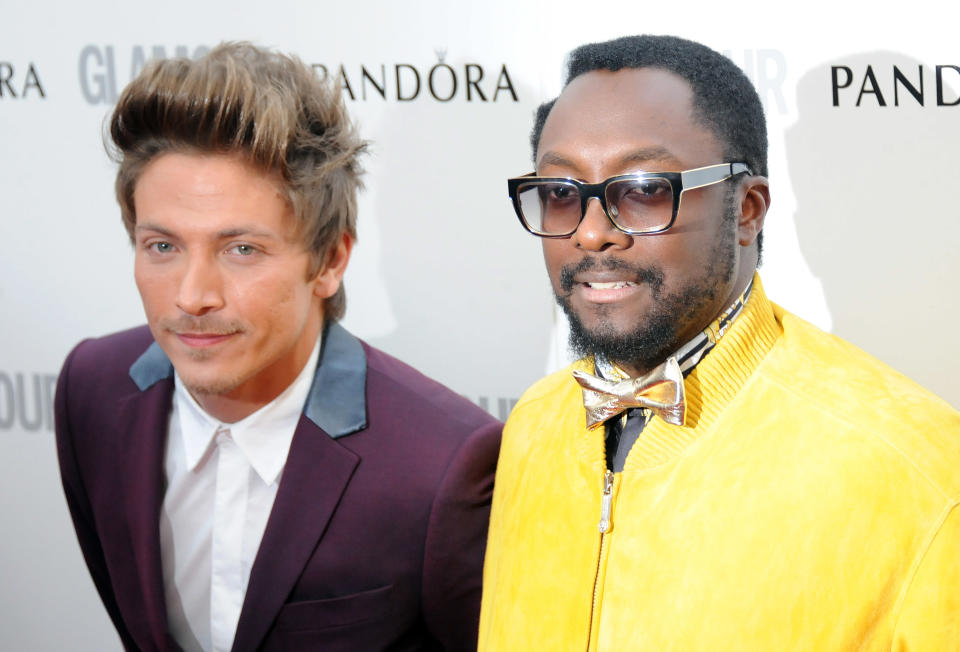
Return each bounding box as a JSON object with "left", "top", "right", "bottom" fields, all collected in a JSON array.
[{"left": 179, "top": 369, "right": 248, "bottom": 399}]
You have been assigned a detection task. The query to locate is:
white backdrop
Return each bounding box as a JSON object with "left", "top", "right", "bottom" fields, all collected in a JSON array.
[{"left": 2, "top": 2, "right": 958, "bottom": 649}]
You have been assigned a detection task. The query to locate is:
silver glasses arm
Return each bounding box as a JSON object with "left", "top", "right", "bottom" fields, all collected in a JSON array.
[{"left": 680, "top": 163, "right": 752, "bottom": 190}]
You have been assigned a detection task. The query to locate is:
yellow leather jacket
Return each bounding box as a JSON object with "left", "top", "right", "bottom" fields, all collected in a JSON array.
[{"left": 480, "top": 275, "right": 960, "bottom": 651}]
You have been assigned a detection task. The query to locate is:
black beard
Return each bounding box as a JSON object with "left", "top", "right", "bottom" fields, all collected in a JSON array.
[
  {"left": 555, "top": 217, "right": 737, "bottom": 373},
  {"left": 555, "top": 258, "right": 680, "bottom": 371}
]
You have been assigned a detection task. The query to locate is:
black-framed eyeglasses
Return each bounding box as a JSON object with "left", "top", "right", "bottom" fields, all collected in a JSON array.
[{"left": 507, "top": 162, "right": 752, "bottom": 238}]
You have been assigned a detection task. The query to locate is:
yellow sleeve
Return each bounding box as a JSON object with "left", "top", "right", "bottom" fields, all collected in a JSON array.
[{"left": 893, "top": 502, "right": 960, "bottom": 650}]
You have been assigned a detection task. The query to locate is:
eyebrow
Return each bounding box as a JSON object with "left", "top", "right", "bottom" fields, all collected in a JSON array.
[
  {"left": 134, "top": 223, "right": 176, "bottom": 238},
  {"left": 537, "top": 146, "right": 680, "bottom": 173},
  {"left": 134, "top": 223, "right": 278, "bottom": 240},
  {"left": 216, "top": 227, "right": 278, "bottom": 240},
  {"left": 618, "top": 147, "right": 678, "bottom": 168}
]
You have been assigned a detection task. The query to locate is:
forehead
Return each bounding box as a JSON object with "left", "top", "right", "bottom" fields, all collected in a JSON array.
[
  {"left": 136, "top": 151, "right": 283, "bottom": 202},
  {"left": 537, "top": 67, "right": 723, "bottom": 174},
  {"left": 133, "top": 151, "right": 295, "bottom": 234}
]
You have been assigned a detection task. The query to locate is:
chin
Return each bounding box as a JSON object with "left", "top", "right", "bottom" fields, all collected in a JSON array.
[
  {"left": 566, "top": 306, "right": 678, "bottom": 371},
  {"left": 176, "top": 366, "right": 244, "bottom": 398}
]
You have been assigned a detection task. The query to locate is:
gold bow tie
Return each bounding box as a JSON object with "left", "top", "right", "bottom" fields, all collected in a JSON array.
[{"left": 573, "top": 357, "right": 686, "bottom": 429}]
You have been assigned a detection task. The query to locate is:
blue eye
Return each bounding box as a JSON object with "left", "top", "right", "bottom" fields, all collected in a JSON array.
[
  {"left": 233, "top": 244, "right": 255, "bottom": 256},
  {"left": 153, "top": 242, "right": 173, "bottom": 253}
]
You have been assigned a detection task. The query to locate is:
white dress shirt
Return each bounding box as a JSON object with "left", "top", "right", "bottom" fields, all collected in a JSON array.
[{"left": 159, "top": 336, "right": 322, "bottom": 652}]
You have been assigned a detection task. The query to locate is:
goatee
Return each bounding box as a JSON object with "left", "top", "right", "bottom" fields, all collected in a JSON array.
[{"left": 555, "top": 229, "right": 736, "bottom": 373}]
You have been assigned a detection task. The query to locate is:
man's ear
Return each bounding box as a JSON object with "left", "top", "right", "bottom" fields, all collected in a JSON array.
[
  {"left": 312, "top": 231, "right": 354, "bottom": 299},
  {"left": 737, "top": 176, "right": 770, "bottom": 247}
]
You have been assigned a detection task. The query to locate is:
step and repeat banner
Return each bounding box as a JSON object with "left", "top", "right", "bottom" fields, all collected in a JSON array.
[{"left": 3, "top": 1, "right": 958, "bottom": 649}]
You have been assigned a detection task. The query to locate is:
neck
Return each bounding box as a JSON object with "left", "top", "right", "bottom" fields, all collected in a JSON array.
[
  {"left": 192, "top": 318, "right": 323, "bottom": 424},
  {"left": 194, "top": 393, "right": 273, "bottom": 425}
]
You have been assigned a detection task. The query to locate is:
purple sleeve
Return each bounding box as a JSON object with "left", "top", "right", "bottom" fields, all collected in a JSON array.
[
  {"left": 54, "top": 342, "right": 138, "bottom": 651},
  {"left": 421, "top": 419, "right": 501, "bottom": 651}
]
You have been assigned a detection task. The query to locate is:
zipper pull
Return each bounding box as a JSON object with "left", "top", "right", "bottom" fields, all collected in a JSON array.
[{"left": 598, "top": 470, "right": 615, "bottom": 533}]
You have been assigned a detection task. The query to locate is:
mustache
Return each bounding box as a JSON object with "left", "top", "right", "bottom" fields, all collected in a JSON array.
[
  {"left": 558, "top": 256, "right": 664, "bottom": 294},
  {"left": 159, "top": 316, "right": 245, "bottom": 335}
]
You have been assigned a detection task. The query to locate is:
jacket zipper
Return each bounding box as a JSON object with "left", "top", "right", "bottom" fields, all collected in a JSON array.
[{"left": 586, "top": 470, "right": 615, "bottom": 652}]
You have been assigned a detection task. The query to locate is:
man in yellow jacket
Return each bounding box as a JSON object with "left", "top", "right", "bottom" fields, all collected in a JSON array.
[{"left": 479, "top": 34, "right": 959, "bottom": 651}]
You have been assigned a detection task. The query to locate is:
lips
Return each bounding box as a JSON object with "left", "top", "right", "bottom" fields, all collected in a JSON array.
[
  {"left": 175, "top": 332, "right": 238, "bottom": 348},
  {"left": 583, "top": 280, "right": 639, "bottom": 290},
  {"left": 574, "top": 270, "right": 642, "bottom": 292},
  {"left": 559, "top": 256, "right": 664, "bottom": 295},
  {"left": 572, "top": 275, "right": 644, "bottom": 304}
]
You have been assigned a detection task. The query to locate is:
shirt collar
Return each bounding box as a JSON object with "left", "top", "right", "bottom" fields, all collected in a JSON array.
[
  {"left": 174, "top": 334, "right": 323, "bottom": 485},
  {"left": 597, "top": 278, "right": 754, "bottom": 381}
]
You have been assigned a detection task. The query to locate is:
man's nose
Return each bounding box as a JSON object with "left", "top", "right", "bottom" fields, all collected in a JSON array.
[
  {"left": 176, "top": 255, "right": 225, "bottom": 315},
  {"left": 571, "top": 197, "right": 632, "bottom": 251}
]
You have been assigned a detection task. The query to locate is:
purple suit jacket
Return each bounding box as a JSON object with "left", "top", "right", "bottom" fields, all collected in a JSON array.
[{"left": 55, "top": 321, "right": 501, "bottom": 651}]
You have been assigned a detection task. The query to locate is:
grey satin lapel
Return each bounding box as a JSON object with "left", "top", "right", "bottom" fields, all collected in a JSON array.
[
  {"left": 303, "top": 321, "right": 367, "bottom": 438},
  {"left": 129, "top": 341, "right": 174, "bottom": 390}
]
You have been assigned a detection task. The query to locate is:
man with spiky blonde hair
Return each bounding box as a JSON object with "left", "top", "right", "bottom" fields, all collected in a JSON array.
[{"left": 56, "top": 42, "right": 499, "bottom": 652}]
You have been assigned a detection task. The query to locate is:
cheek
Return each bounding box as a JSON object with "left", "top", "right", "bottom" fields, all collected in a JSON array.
[
  {"left": 649, "top": 235, "right": 695, "bottom": 271},
  {"left": 229, "top": 274, "right": 310, "bottom": 327},
  {"left": 133, "top": 265, "right": 171, "bottom": 315},
  {"left": 541, "top": 241, "right": 568, "bottom": 289},
  {"left": 656, "top": 208, "right": 729, "bottom": 271},
  {"left": 133, "top": 257, "right": 149, "bottom": 291}
]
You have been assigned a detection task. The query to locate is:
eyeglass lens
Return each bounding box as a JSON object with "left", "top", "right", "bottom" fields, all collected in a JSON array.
[{"left": 516, "top": 177, "right": 675, "bottom": 235}]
